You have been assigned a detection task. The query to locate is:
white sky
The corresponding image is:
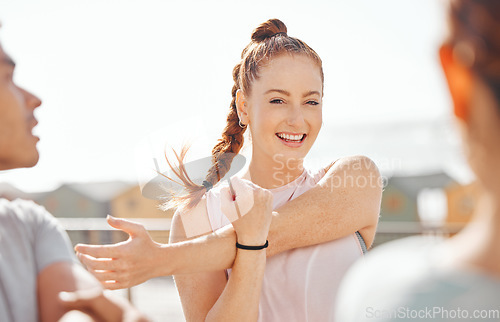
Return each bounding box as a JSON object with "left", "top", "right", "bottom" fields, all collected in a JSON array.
[{"left": 0, "top": 0, "right": 474, "bottom": 192}]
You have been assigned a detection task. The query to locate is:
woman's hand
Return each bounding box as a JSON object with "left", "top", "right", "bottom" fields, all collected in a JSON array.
[
  {"left": 221, "top": 177, "right": 274, "bottom": 246},
  {"left": 74, "top": 216, "right": 161, "bottom": 290}
]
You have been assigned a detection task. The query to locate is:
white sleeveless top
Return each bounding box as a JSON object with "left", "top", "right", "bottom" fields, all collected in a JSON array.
[{"left": 205, "top": 168, "right": 365, "bottom": 322}]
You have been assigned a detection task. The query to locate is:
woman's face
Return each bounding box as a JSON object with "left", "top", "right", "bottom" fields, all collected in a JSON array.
[{"left": 242, "top": 54, "right": 323, "bottom": 170}]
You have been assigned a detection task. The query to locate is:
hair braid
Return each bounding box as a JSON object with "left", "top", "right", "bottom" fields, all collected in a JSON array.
[
  {"left": 162, "top": 63, "right": 247, "bottom": 211},
  {"left": 205, "top": 63, "right": 247, "bottom": 186}
]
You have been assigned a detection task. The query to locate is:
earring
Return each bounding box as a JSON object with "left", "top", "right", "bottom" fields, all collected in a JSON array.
[{"left": 239, "top": 120, "right": 247, "bottom": 128}]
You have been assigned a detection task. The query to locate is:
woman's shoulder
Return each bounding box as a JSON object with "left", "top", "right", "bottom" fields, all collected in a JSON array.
[
  {"left": 318, "top": 156, "right": 382, "bottom": 191},
  {"left": 171, "top": 178, "right": 232, "bottom": 239},
  {"left": 300, "top": 167, "right": 326, "bottom": 187},
  {"left": 304, "top": 155, "right": 378, "bottom": 183},
  {"left": 323, "top": 155, "right": 378, "bottom": 173},
  {"left": 203, "top": 182, "right": 233, "bottom": 233},
  {"left": 171, "top": 195, "right": 214, "bottom": 240}
]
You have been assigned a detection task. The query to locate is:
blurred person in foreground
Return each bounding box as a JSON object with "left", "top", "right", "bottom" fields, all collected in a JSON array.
[
  {"left": 336, "top": 1, "right": 500, "bottom": 321},
  {"left": 0, "top": 27, "right": 148, "bottom": 321}
]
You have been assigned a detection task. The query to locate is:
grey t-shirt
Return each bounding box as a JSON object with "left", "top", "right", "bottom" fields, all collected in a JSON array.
[{"left": 0, "top": 198, "right": 76, "bottom": 322}]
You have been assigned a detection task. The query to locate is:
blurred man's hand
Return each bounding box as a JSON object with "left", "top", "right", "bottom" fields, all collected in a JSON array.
[{"left": 58, "top": 287, "right": 150, "bottom": 322}]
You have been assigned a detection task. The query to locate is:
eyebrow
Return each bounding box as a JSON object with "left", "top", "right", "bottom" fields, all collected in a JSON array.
[
  {"left": 302, "top": 90, "right": 321, "bottom": 97},
  {"left": 265, "top": 89, "right": 321, "bottom": 98}
]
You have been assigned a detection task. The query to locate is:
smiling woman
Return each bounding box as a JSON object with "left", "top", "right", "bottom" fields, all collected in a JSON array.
[
  {"left": 75, "top": 18, "right": 382, "bottom": 322},
  {"left": 165, "top": 20, "right": 372, "bottom": 321},
  {"left": 165, "top": 20, "right": 379, "bottom": 321}
]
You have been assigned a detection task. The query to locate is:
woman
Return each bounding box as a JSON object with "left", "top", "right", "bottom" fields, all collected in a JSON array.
[
  {"left": 76, "top": 19, "right": 382, "bottom": 321},
  {"left": 336, "top": 1, "right": 500, "bottom": 321}
]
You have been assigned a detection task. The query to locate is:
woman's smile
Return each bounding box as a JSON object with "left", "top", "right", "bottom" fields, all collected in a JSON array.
[{"left": 275, "top": 132, "right": 307, "bottom": 148}]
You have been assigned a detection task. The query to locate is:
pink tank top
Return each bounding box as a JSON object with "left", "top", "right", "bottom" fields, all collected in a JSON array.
[{"left": 205, "top": 168, "right": 365, "bottom": 322}]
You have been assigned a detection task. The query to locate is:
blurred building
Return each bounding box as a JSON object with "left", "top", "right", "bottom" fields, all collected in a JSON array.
[
  {"left": 3, "top": 172, "right": 480, "bottom": 249},
  {"left": 111, "top": 185, "right": 173, "bottom": 244},
  {"left": 34, "top": 182, "right": 132, "bottom": 245},
  {"left": 381, "top": 172, "right": 456, "bottom": 222},
  {"left": 375, "top": 172, "right": 456, "bottom": 246},
  {"left": 0, "top": 181, "right": 174, "bottom": 245},
  {"left": 444, "top": 181, "right": 480, "bottom": 233}
]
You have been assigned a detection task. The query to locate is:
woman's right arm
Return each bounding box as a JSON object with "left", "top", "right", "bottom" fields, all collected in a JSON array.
[{"left": 171, "top": 187, "right": 272, "bottom": 322}]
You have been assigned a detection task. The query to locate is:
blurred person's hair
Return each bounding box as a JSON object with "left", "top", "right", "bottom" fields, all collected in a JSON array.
[
  {"left": 447, "top": 0, "right": 500, "bottom": 109},
  {"left": 162, "top": 18, "right": 324, "bottom": 210}
]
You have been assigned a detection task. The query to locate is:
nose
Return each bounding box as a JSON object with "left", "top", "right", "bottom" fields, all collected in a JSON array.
[
  {"left": 21, "top": 87, "right": 42, "bottom": 111},
  {"left": 286, "top": 104, "right": 305, "bottom": 127}
]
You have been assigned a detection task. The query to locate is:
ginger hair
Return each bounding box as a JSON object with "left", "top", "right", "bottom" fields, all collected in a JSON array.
[{"left": 447, "top": 0, "right": 500, "bottom": 107}]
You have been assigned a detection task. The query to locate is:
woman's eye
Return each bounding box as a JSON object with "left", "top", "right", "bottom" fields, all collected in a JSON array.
[
  {"left": 306, "top": 100, "right": 319, "bottom": 106},
  {"left": 270, "top": 99, "right": 284, "bottom": 104}
]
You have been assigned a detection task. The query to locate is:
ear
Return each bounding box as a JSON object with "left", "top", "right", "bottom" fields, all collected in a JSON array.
[
  {"left": 236, "top": 89, "right": 249, "bottom": 124},
  {"left": 439, "top": 44, "right": 473, "bottom": 122}
]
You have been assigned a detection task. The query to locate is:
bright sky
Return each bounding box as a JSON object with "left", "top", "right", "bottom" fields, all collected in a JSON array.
[{"left": 0, "top": 0, "right": 474, "bottom": 192}]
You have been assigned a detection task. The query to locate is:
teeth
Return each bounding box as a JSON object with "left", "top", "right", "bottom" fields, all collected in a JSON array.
[{"left": 277, "top": 133, "right": 304, "bottom": 141}]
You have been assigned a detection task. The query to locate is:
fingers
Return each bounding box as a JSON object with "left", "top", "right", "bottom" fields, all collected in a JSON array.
[
  {"left": 75, "top": 243, "right": 120, "bottom": 259},
  {"left": 95, "top": 274, "right": 129, "bottom": 290},
  {"left": 98, "top": 274, "right": 130, "bottom": 290},
  {"left": 101, "top": 280, "right": 128, "bottom": 290},
  {"left": 92, "top": 270, "right": 122, "bottom": 283},
  {"left": 76, "top": 253, "right": 130, "bottom": 287},
  {"left": 232, "top": 177, "right": 261, "bottom": 216},
  {"left": 221, "top": 177, "right": 256, "bottom": 221},
  {"left": 220, "top": 176, "right": 274, "bottom": 222},
  {"left": 77, "top": 256, "right": 130, "bottom": 289},
  {"left": 220, "top": 186, "right": 240, "bottom": 222},
  {"left": 77, "top": 253, "right": 121, "bottom": 286},
  {"left": 74, "top": 217, "right": 146, "bottom": 257},
  {"left": 229, "top": 176, "right": 255, "bottom": 196},
  {"left": 106, "top": 215, "right": 146, "bottom": 238},
  {"left": 77, "top": 253, "right": 118, "bottom": 271}
]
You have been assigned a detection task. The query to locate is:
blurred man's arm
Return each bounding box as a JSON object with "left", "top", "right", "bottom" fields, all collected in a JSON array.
[{"left": 37, "top": 261, "right": 149, "bottom": 322}]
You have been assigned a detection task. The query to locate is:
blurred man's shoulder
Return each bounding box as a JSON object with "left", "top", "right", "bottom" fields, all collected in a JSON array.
[{"left": 0, "top": 197, "right": 54, "bottom": 226}]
